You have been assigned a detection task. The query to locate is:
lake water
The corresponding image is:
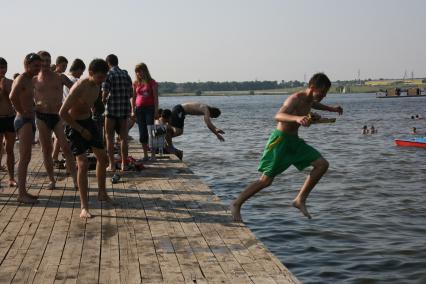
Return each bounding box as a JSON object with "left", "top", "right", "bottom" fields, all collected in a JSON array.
[{"left": 132, "top": 93, "right": 426, "bottom": 284}]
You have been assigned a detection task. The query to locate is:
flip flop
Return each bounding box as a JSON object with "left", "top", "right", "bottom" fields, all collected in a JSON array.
[{"left": 111, "top": 173, "right": 121, "bottom": 184}]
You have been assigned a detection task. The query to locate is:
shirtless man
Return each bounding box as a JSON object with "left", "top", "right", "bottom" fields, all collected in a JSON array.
[
  {"left": 168, "top": 102, "right": 224, "bottom": 159},
  {"left": 9, "top": 53, "right": 42, "bottom": 203},
  {"left": 54, "top": 56, "right": 68, "bottom": 74},
  {"left": 59, "top": 58, "right": 113, "bottom": 218},
  {"left": 33, "top": 51, "right": 77, "bottom": 189},
  {"left": 0, "top": 58, "right": 17, "bottom": 187},
  {"left": 231, "top": 73, "right": 343, "bottom": 222},
  {"left": 52, "top": 58, "right": 86, "bottom": 166}
]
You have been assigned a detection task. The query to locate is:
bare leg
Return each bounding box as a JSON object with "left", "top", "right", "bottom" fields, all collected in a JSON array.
[
  {"left": 4, "top": 132, "right": 17, "bottom": 186},
  {"left": 54, "top": 123, "right": 77, "bottom": 188},
  {"left": 76, "top": 154, "right": 91, "bottom": 218},
  {"left": 36, "top": 119, "right": 55, "bottom": 189},
  {"left": 165, "top": 127, "right": 183, "bottom": 160},
  {"left": 105, "top": 117, "right": 116, "bottom": 172},
  {"left": 118, "top": 119, "right": 128, "bottom": 171},
  {"left": 292, "top": 157, "right": 329, "bottom": 219},
  {"left": 16, "top": 124, "right": 38, "bottom": 203},
  {"left": 91, "top": 147, "right": 113, "bottom": 203},
  {"left": 52, "top": 134, "right": 61, "bottom": 162},
  {"left": 231, "top": 174, "right": 273, "bottom": 222},
  {"left": 0, "top": 134, "right": 4, "bottom": 170}
]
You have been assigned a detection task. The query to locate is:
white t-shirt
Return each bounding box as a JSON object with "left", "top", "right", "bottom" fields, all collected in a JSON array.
[{"left": 63, "top": 74, "right": 79, "bottom": 101}]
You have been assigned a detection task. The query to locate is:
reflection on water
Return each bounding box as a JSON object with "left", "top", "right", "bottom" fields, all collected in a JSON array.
[{"left": 132, "top": 94, "right": 426, "bottom": 283}]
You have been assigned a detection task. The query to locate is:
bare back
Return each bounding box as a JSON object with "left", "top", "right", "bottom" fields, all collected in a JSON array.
[
  {"left": 276, "top": 91, "right": 313, "bottom": 134},
  {"left": 34, "top": 71, "right": 70, "bottom": 114},
  {"left": 181, "top": 102, "right": 209, "bottom": 115},
  {"left": 66, "top": 78, "right": 101, "bottom": 120},
  {"left": 0, "top": 77, "right": 14, "bottom": 116}
]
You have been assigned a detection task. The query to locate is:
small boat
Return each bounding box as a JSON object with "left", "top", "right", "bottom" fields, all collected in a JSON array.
[{"left": 395, "top": 137, "right": 426, "bottom": 148}]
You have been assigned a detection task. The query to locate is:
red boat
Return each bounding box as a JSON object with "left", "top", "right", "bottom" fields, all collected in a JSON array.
[{"left": 395, "top": 137, "right": 426, "bottom": 148}]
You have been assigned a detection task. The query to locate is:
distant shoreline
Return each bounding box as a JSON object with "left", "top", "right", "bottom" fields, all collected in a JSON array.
[{"left": 160, "top": 84, "right": 426, "bottom": 97}]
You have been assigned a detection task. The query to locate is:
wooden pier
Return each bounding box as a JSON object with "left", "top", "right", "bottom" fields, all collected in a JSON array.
[{"left": 0, "top": 143, "right": 299, "bottom": 283}]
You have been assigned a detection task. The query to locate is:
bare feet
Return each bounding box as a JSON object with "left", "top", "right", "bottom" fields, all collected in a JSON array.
[
  {"left": 292, "top": 199, "right": 312, "bottom": 219},
  {"left": 46, "top": 182, "right": 55, "bottom": 190},
  {"left": 17, "top": 194, "right": 38, "bottom": 204},
  {"left": 9, "top": 180, "right": 17, "bottom": 187},
  {"left": 230, "top": 202, "right": 243, "bottom": 222},
  {"left": 106, "top": 166, "right": 115, "bottom": 172},
  {"left": 80, "top": 208, "right": 92, "bottom": 218}
]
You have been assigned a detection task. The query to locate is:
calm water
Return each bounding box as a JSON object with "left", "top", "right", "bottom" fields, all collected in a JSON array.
[{"left": 133, "top": 93, "right": 426, "bottom": 284}]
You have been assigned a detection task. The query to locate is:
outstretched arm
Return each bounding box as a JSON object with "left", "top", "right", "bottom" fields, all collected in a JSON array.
[
  {"left": 202, "top": 106, "right": 225, "bottom": 141},
  {"left": 312, "top": 101, "right": 343, "bottom": 115}
]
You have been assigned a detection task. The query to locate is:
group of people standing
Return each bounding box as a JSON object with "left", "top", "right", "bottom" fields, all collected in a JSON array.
[
  {"left": 2, "top": 52, "right": 345, "bottom": 223},
  {"left": 0, "top": 52, "right": 225, "bottom": 218}
]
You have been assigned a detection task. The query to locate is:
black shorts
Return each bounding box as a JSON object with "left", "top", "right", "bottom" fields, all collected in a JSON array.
[
  {"left": 0, "top": 116, "right": 16, "bottom": 133},
  {"left": 65, "top": 118, "right": 104, "bottom": 156},
  {"left": 171, "top": 104, "right": 185, "bottom": 129}
]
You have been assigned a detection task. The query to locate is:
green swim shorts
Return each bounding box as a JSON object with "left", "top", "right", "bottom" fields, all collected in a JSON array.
[{"left": 258, "top": 129, "right": 322, "bottom": 177}]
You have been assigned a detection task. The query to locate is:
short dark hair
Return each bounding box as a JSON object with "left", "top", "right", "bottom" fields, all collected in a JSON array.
[
  {"left": 88, "top": 59, "right": 109, "bottom": 74},
  {"left": 56, "top": 56, "right": 68, "bottom": 65},
  {"left": 208, "top": 107, "right": 221, "bottom": 118},
  {"left": 161, "top": 109, "right": 172, "bottom": 119},
  {"left": 24, "top": 53, "right": 42, "bottom": 64},
  {"left": 308, "top": 73, "right": 331, "bottom": 90},
  {"left": 105, "top": 54, "right": 118, "bottom": 66},
  {"left": 0, "top": 57, "right": 7, "bottom": 66},
  {"left": 69, "top": 58, "right": 86, "bottom": 72},
  {"left": 37, "top": 50, "right": 51, "bottom": 58}
]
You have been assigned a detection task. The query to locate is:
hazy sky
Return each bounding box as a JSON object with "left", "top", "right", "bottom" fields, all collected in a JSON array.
[{"left": 2, "top": 0, "right": 425, "bottom": 82}]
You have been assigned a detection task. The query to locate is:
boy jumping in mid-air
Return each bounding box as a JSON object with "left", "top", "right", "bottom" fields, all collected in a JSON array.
[{"left": 231, "top": 73, "right": 343, "bottom": 222}]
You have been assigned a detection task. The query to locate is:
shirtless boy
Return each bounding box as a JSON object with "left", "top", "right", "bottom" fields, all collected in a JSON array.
[
  {"left": 168, "top": 102, "right": 224, "bottom": 159},
  {"left": 0, "top": 57, "right": 17, "bottom": 187},
  {"left": 33, "top": 51, "right": 77, "bottom": 189},
  {"left": 59, "top": 59, "right": 113, "bottom": 218},
  {"left": 231, "top": 73, "right": 343, "bottom": 222},
  {"left": 9, "top": 53, "right": 42, "bottom": 203}
]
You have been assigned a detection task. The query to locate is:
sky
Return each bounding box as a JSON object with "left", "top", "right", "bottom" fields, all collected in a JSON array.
[{"left": 2, "top": 0, "right": 426, "bottom": 82}]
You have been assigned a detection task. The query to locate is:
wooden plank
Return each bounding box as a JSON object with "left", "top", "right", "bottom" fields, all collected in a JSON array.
[{"left": 0, "top": 143, "right": 299, "bottom": 283}]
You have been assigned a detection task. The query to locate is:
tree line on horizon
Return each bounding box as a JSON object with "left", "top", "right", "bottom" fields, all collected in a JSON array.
[
  {"left": 157, "top": 80, "right": 305, "bottom": 94},
  {"left": 158, "top": 78, "right": 426, "bottom": 94}
]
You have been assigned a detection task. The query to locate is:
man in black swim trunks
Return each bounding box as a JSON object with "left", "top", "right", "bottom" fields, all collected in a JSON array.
[
  {"left": 60, "top": 59, "right": 114, "bottom": 219},
  {"left": 0, "top": 57, "right": 17, "bottom": 187},
  {"left": 168, "top": 102, "right": 224, "bottom": 159},
  {"left": 9, "top": 53, "right": 42, "bottom": 204},
  {"left": 33, "top": 51, "right": 77, "bottom": 189}
]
